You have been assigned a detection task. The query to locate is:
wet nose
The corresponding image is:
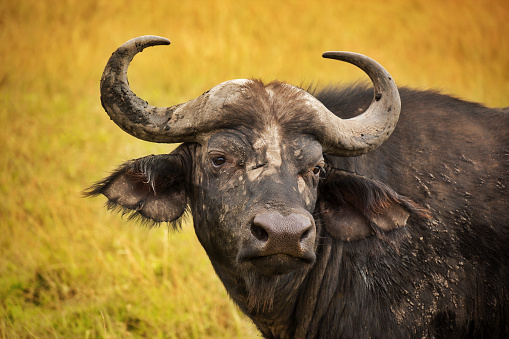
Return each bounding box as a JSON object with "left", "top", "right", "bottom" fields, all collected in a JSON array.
[{"left": 251, "top": 212, "right": 316, "bottom": 259}]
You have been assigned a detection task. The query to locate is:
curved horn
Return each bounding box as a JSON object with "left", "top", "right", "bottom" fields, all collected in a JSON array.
[
  {"left": 317, "top": 52, "right": 401, "bottom": 156},
  {"left": 100, "top": 35, "right": 249, "bottom": 143},
  {"left": 101, "top": 36, "right": 400, "bottom": 154}
]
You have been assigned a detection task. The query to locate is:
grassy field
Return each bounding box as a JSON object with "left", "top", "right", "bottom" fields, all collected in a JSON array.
[{"left": 1, "top": 0, "right": 508, "bottom": 337}]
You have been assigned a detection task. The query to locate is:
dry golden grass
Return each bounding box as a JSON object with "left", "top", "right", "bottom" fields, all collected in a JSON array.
[{"left": 1, "top": 0, "right": 508, "bottom": 337}]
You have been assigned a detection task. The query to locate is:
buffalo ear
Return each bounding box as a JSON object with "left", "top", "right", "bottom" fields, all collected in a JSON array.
[
  {"left": 318, "top": 199, "right": 374, "bottom": 241},
  {"left": 317, "top": 170, "right": 422, "bottom": 242},
  {"left": 84, "top": 153, "right": 188, "bottom": 226}
]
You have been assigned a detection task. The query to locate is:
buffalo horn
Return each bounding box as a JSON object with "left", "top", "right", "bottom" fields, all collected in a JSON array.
[
  {"left": 100, "top": 36, "right": 401, "bottom": 156},
  {"left": 100, "top": 35, "right": 251, "bottom": 143},
  {"left": 317, "top": 52, "right": 401, "bottom": 156}
]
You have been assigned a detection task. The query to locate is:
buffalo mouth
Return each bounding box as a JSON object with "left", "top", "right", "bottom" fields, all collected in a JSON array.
[{"left": 244, "top": 253, "right": 315, "bottom": 276}]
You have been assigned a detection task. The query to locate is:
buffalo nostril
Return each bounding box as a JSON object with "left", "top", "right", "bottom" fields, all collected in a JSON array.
[
  {"left": 251, "top": 224, "right": 269, "bottom": 242},
  {"left": 300, "top": 228, "right": 311, "bottom": 243}
]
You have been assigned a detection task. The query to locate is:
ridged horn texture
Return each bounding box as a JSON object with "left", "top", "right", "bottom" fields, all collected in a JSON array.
[
  {"left": 100, "top": 35, "right": 252, "bottom": 143},
  {"left": 100, "top": 36, "right": 401, "bottom": 155}
]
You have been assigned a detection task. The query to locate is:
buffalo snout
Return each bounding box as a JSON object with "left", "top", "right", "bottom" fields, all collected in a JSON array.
[{"left": 238, "top": 212, "right": 316, "bottom": 275}]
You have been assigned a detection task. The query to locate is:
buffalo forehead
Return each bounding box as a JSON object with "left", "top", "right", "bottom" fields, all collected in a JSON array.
[{"left": 246, "top": 125, "right": 283, "bottom": 180}]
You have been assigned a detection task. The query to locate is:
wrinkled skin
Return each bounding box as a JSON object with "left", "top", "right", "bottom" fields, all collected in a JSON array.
[
  {"left": 187, "top": 126, "right": 324, "bottom": 317},
  {"left": 192, "top": 127, "right": 322, "bottom": 270},
  {"left": 87, "top": 83, "right": 509, "bottom": 338}
]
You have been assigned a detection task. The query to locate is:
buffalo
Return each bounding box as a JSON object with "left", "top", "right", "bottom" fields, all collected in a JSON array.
[{"left": 86, "top": 36, "right": 509, "bottom": 338}]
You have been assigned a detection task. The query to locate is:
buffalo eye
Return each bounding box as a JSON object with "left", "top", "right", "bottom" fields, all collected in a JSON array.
[
  {"left": 211, "top": 156, "right": 226, "bottom": 167},
  {"left": 312, "top": 165, "right": 325, "bottom": 177}
]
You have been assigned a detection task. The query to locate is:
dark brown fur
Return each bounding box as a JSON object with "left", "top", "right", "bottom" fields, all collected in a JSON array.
[{"left": 86, "top": 81, "right": 509, "bottom": 338}]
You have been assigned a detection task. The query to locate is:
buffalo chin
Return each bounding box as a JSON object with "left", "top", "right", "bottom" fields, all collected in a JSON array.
[{"left": 249, "top": 254, "right": 315, "bottom": 276}]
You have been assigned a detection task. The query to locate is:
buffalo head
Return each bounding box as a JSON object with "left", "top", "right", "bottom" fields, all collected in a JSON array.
[{"left": 86, "top": 35, "right": 403, "bottom": 310}]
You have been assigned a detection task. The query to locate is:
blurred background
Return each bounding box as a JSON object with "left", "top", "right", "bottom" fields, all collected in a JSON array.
[{"left": 1, "top": 0, "right": 507, "bottom": 337}]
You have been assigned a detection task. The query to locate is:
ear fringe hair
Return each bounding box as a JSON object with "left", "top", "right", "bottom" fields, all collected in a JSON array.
[
  {"left": 82, "top": 175, "right": 114, "bottom": 198},
  {"left": 102, "top": 199, "right": 190, "bottom": 231},
  {"left": 82, "top": 154, "right": 187, "bottom": 198},
  {"left": 83, "top": 153, "right": 189, "bottom": 229},
  {"left": 84, "top": 178, "right": 190, "bottom": 231}
]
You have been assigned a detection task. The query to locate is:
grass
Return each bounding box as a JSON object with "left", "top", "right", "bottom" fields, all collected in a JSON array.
[{"left": 1, "top": 0, "right": 508, "bottom": 337}]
